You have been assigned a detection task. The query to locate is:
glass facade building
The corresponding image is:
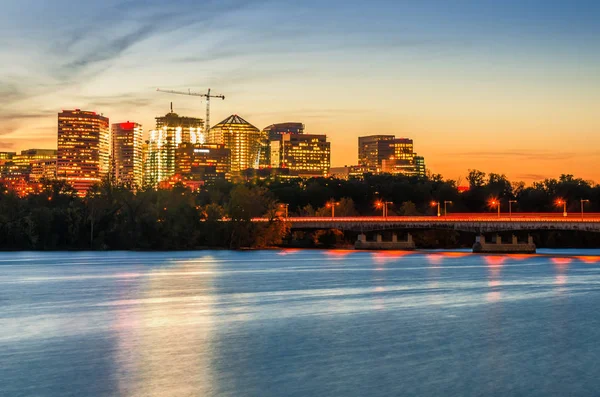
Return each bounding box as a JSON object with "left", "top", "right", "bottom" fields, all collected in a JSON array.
[
  {"left": 259, "top": 122, "right": 305, "bottom": 167},
  {"left": 270, "top": 133, "right": 330, "bottom": 177},
  {"left": 208, "top": 115, "right": 264, "bottom": 173},
  {"left": 112, "top": 122, "right": 143, "bottom": 188},
  {"left": 358, "top": 135, "right": 426, "bottom": 177},
  {"left": 145, "top": 111, "right": 204, "bottom": 187},
  {"left": 358, "top": 135, "right": 395, "bottom": 172},
  {"left": 57, "top": 109, "right": 110, "bottom": 194}
]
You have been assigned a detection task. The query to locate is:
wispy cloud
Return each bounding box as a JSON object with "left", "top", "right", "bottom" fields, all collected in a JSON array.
[{"left": 453, "top": 150, "right": 597, "bottom": 161}]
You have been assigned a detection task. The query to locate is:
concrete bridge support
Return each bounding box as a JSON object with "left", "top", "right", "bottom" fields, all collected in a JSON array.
[
  {"left": 473, "top": 234, "right": 536, "bottom": 254},
  {"left": 355, "top": 232, "right": 415, "bottom": 250}
]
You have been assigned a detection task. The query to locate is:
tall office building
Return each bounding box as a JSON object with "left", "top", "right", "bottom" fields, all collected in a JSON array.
[
  {"left": 111, "top": 122, "right": 143, "bottom": 188},
  {"left": 358, "top": 135, "right": 426, "bottom": 177},
  {"left": 30, "top": 159, "right": 57, "bottom": 182},
  {"left": 415, "top": 156, "right": 426, "bottom": 177},
  {"left": 208, "top": 115, "right": 263, "bottom": 173},
  {"left": 145, "top": 109, "right": 204, "bottom": 186},
  {"left": 358, "top": 135, "right": 395, "bottom": 172},
  {"left": 270, "top": 134, "right": 330, "bottom": 177},
  {"left": 57, "top": 109, "right": 110, "bottom": 194},
  {"left": 175, "top": 142, "right": 230, "bottom": 182},
  {"left": 259, "top": 122, "right": 305, "bottom": 167}
]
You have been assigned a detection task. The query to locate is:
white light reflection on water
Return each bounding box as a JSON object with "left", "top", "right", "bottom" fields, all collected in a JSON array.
[
  {"left": 112, "top": 257, "right": 218, "bottom": 397},
  {"left": 1, "top": 250, "right": 600, "bottom": 397}
]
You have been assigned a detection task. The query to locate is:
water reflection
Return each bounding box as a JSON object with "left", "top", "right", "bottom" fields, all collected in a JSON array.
[
  {"left": 112, "top": 258, "right": 217, "bottom": 397},
  {"left": 485, "top": 256, "right": 505, "bottom": 303},
  {"left": 552, "top": 258, "right": 571, "bottom": 294}
]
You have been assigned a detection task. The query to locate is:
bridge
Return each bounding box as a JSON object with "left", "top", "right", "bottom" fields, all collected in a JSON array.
[
  {"left": 281, "top": 214, "right": 600, "bottom": 233},
  {"left": 259, "top": 213, "right": 600, "bottom": 253}
]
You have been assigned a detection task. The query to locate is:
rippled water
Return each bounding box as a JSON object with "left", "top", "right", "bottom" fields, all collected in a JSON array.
[{"left": 2, "top": 250, "right": 600, "bottom": 396}]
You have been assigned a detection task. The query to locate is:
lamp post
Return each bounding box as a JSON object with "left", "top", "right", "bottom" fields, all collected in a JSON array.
[
  {"left": 509, "top": 200, "right": 517, "bottom": 219},
  {"left": 581, "top": 199, "right": 590, "bottom": 220},
  {"left": 556, "top": 199, "right": 567, "bottom": 217},
  {"left": 490, "top": 199, "right": 500, "bottom": 218},
  {"left": 431, "top": 201, "right": 441, "bottom": 217},
  {"left": 384, "top": 201, "right": 393, "bottom": 218},
  {"left": 326, "top": 200, "right": 339, "bottom": 218},
  {"left": 280, "top": 203, "right": 289, "bottom": 219},
  {"left": 375, "top": 200, "right": 384, "bottom": 217},
  {"left": 444, "top": 201, "right": 453, "bottom": 216}
]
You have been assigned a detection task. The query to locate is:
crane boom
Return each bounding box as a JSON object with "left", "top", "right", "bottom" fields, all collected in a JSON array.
[{"left": 156, "top": 88, "right": 225, "bottom": 133}]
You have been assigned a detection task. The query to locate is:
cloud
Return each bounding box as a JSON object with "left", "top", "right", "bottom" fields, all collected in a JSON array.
[
  {"left": 515, "top": 173, "right": 550, "bottom": 181},
  {"left": 452, "top": 150, "right": 596, "bottom": 162}
]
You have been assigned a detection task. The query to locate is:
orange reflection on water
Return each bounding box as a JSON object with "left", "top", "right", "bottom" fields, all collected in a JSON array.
[
  {"left": 324, "top": 249, "right": 354, "bottom": 259},
  {"left": 551, "top": 257, "right": 573, "bottom": 266},
  {"left": 439, "top": 252, "right": 469, "bottom": 258},
  {"left": 484, "top": 256, "right": 506, "bottom": 279},
  {"left": 277, "top": 249, "right": 301, "bottom": 256},
  {"left": 576, "top": 256, "right": 600, "bottom": 264},
  {"left": 484, "top": 256, "right": 506, "bottom": 266},
  {"left": 485, "top": 256, "right": 505, "bottom": 290}
]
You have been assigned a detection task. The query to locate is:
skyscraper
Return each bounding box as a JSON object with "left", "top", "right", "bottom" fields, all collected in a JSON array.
[
  {"left": 208, "top": 115, "right": 263, "bottom": 173},
  {"left": 57, "top": 109, "right": 110, "bottom": 194},
  {"left": 111, "top": 122, "right": 143, "bottom": 188},
  {"left": 358, "top": 135, "right": 395, "bottom": 172},
  {"left": 270, "top": 134, "right": 330, "bottom": 177},
  {"left": 259, "top": 122, "right": 305, "bottom": 167},
  {"left": 145, "top": 109, "right": 204, "bottom": 186},
  {"left": 358, "top": 135, "right": 426, "bottom": 177}
]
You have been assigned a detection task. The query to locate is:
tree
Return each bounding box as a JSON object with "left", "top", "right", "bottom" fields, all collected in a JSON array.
[{"left": 467, "top": 169, "right": 486, "bottom": 188}]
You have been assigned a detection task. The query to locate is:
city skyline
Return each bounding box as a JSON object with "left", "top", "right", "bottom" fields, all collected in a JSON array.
[{"left": 1, "top": 0, "right": 599, "bottom": 183}]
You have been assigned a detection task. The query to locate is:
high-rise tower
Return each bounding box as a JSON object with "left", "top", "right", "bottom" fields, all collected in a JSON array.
[
  {"left": 208, "top": 115, "right": 263, "bottom": 173},
  {"left": 111, "top": 122, "right": 143, "bottom": 188},
  {"left": 57, "top": 109, "right": 110, "bottom": 194}
]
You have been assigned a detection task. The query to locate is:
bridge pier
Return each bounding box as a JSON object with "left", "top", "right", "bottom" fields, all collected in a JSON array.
[
  {"left": 355, "top": 232, "right": 415, "bottom": 251},
  {"left": 473, "top": 234, "right": 536, "bottom": 254}
]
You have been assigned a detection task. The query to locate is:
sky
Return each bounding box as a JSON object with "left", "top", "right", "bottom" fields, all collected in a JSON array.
[{"left": 1, "top": 0, "right": 599, "bottom": 183}]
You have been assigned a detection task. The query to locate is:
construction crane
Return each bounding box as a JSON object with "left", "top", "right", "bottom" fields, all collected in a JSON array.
[{"left": 156, "top": 88, "right": 225, "bottom": 134}]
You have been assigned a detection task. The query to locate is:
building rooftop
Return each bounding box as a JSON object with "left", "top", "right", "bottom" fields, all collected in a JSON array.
[{"left": 213, "top": 114, "right": 258, "bottom": 130}]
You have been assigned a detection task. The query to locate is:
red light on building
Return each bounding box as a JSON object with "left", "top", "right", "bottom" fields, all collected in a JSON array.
[{"left": 120, "top": 122, "right": 136, "bottom": 130}]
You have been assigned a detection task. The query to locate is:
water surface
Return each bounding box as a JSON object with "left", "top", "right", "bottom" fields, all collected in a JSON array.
[{"left": 1, "top": 250, "right": 600, "bottom": 396}]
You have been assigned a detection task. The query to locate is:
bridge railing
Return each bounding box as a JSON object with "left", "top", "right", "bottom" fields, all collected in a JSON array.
[{"left": 251, "top": 215, "right": 600, "bottom": 223}]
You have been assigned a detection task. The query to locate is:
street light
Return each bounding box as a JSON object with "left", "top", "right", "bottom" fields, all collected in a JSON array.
[
  {"left": 383, "top": 201, "right": 393, "bottom": 218},
  {"left": 581, "top": 199, "right": 590, "bottom": 220},
  {"left": 444, "top": 201, "right": 453, "bottom": 216},
  {"left": 280, "top": 203, "right": 289, "bottom": 219},
  {"left": 489, "top": 198, "right": 500, "bottom": 218},
  {"left": 431, "top": 201, "right": 441, "bottom": 217},
  {"left": 326, "top": 199, "right": 340, "bottom": 218},
  {"left": 555, "top": 199, "right": 567, "bottom": 217},
  {"left": 375, "top": 200, "right": 384, "bottom": 217},
  {"left": 509, "top": 200, "right": 517, "bottom": 219}
]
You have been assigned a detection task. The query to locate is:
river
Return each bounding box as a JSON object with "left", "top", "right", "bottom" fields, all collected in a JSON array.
[{"left": 1, "top": 250, "right": 600, "bottom": 396}]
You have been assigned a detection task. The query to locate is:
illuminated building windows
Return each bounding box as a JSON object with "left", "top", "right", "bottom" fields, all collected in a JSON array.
[
  {"left": 207, "top": 115, "right": 263, "bottom": 174},
  {"left": 57, "top": 109, "right": 110, "bottom": 194},
  {"left": 112, "top": 122, "right": 143, "bottom": 188}
]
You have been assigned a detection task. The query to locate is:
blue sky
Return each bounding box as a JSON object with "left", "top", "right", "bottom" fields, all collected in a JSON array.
[{"left": 1, "top": 0, "right": 599, "bottom": 181}]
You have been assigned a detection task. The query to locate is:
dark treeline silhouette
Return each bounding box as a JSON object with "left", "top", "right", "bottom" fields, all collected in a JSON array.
[{"left": 1, "top": 171, "right": 599, "bottom": 250}]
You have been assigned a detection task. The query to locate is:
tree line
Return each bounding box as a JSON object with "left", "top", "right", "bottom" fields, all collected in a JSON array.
[{"left": 0, "top": 171, "right": 599, "bottom": 250}]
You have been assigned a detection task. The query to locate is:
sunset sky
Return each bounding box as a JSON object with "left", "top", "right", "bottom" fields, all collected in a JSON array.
[{"left": 1, "top": 0, "right": 599, "bottom": 183}]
